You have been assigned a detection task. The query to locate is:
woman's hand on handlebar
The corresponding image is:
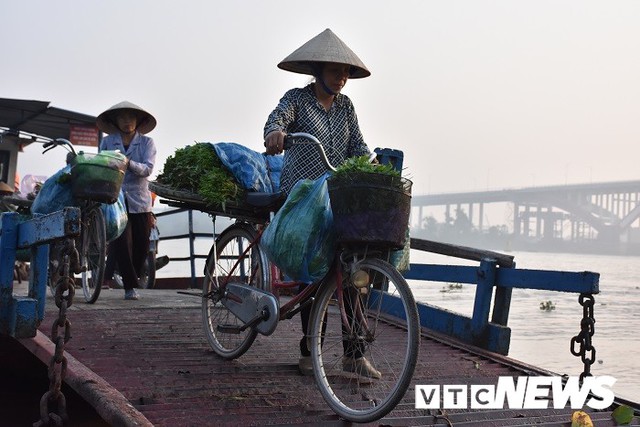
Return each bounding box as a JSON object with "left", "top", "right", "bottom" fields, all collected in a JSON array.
[{"left": 265, "top": 130, "right": 286, "bottom": 155}]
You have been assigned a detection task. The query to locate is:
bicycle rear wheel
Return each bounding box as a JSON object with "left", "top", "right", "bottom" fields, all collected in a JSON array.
[
  {"left": 141, "top": 251, "right": 156, "bottom": 289},
  {"left": 309, "top": 257, "right": 420, "bottom": 423},
  {"left": 202, "top": 223, "right": 271, "bottom": 359},
  {"left": 81, "top": 206, "right": 106, "bottom": 304},
  {"left": 113, "top": 252, "right": 156, "bottom": 289}
]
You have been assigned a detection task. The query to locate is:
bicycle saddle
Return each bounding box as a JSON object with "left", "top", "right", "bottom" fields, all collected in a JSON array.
[{"left": 244, "top": 191, "right": 285, "bottom": 209}]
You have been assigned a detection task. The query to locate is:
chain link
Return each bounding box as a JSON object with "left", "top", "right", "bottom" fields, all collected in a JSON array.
[
  {"left": 34, "top": 238, "right": 78, "bottom": 426},
  {"left": 569, "top": 293, "right": 596, "bottom": 382}
]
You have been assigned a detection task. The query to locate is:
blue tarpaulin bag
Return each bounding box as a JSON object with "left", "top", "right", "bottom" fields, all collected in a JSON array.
[
  {"left": 260, "top": 174, "right": 335, "bottom": 283},
  {"left": 31, "top": 165, "right": 78, "bottom": 214},
  {"left": 265, "top": 154, "right": 283, "bottom": 192},
  {"left": 211, "top": 142, "right": 283, "bottom": 193},
  {"left": 101, "top": 190, "right": 128, "bottom": 242}
]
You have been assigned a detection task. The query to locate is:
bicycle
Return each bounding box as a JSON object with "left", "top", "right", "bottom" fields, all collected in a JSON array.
[
  {"left": 39, "top": 138, "right": 112, "bottom": 304},
  {"left": 200, "top": 133, "right": 420, "bottom": 423}
]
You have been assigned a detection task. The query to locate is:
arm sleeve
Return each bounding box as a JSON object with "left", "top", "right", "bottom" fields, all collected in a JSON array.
[
  {"left": 98, "top": 136, "right": 110, "bottom": 152},
  {"left": 263, "top": 90, "right": 297, "bottom": 138},
  {"left": 127, "top": 139, "right": 157, "bottom": 178},
  {"left": 347, "top": 104, "right": 370, "bottom": 157}
]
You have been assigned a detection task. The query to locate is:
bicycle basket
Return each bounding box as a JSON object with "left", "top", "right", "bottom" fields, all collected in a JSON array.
[
  {"left": 327, "top": 172, "right": 412, "bottom": 249},
  {"left": 70, "top": 151, "right": 127, "bottom": 204}
]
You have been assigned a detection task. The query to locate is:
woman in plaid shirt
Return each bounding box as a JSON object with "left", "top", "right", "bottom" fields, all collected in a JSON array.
[{"left": 264, "top": 29, "right": 380, "bottom": 379}]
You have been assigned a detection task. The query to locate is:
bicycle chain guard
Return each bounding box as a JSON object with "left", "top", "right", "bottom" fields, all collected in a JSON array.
[{"left": 222, "top": 283, "right": 279, "bottom": 336}]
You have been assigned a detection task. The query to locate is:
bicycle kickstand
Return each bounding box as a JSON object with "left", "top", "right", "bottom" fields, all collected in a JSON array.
[{"left": 217, "top": 307, "right": 271, "bottom": 335}]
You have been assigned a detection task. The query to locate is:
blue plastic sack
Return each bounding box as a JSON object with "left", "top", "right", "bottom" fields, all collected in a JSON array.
[
  {"left": 260, "top": 174, "right": 335, "bottom": 283},
  {"left": 265, "top": 154, "right": 283, "bottom": 192},
  {"left": 31, "top": 165, "right": 78, "bottom": 214},
  {"left": 101, "top": 190, "right": 128, "bottom": 242},
  {"left": 211, "top": 142, "right": 283, "bottom": 193},
  {"left": 390, "top": 228, "right": 411, "bottom": 273}
]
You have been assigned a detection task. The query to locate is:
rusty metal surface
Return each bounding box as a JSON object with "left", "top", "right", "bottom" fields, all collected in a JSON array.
[{"left": 17, "top": 287, "right": 625, "bottom": 426}]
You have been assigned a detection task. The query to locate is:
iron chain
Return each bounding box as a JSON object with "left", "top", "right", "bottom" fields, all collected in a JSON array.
[
  {"left": 34, "top": 238, "right": 78, "bottom": 426},
  {"left": 569, "top": 293, "right": 596, "bottom": 382}
]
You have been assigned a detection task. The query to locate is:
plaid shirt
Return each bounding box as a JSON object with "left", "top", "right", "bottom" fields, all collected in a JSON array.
[{"left": 264, "top": 84, "right": 369, "bottom": 194}]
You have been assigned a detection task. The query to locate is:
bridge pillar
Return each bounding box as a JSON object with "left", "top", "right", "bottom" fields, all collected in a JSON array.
[
  {"left": 513, "top": 203, "right": 520, "bottom": 237},
  {"left": 543, "top": 208, "right": 552, "bottom": 240}
]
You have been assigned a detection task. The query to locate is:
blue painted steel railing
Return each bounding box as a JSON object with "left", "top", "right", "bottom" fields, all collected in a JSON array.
[
  {"left": 0, "top": 208, "right": 80, "bottom": 338},
  {"left": 404, "top": 238, "right": 599, "bottom": 355},
  {"left": 153, "top": 208, "right": 601, "bottom": 356},
  {"left": 0, "top": 202, "right": 600, "bottom": 361}
]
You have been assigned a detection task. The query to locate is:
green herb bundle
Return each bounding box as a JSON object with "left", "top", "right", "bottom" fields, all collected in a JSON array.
[
  {"left": 157, "top": 143, "right": 242, "bottom": 208},
  {"left": 333, "top": 155, "right": 400, "bottom": 177},
  {"left": 327, "top": 154, "right": 411, "bottom": 215}
]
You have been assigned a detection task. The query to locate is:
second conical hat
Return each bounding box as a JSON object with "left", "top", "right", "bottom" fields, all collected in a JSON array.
[
  {"left": 278, "top": 28, "right": 370, "bottom": 78},
  {"left": 96, "top": 101, "right": 157, "bottom": 135}
]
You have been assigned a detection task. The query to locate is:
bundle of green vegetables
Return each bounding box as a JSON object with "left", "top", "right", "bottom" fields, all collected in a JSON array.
[
  {"left": 157, "top": 143, "right": 242, "bottom": 208},
  {"left": 332, "top": 155, "right": 400, "bottom": 178},
  {"left": 327, "top": 154, "right": 411, "bottom": 215}
]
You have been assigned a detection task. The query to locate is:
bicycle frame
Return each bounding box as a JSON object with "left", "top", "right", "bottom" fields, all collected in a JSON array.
[
  {"left": 206, "top": 130, "right": 385, "bottom": 337},
  {"left": 208, "top": 224, "right": 319, "bottom": 320},
  {"left": 207, "top": 221, "right": 374, "bottom": 338}
]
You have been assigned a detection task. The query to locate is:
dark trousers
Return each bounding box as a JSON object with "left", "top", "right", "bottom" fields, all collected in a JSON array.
[
  {"left": 109, "top": 212, "right": 152, "bottom": 291},
  {"left": 299, "top": 284, "right": 364, "bottom": 359}
]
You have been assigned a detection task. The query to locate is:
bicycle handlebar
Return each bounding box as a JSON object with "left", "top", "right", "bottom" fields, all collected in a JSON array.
[
  {"left": 42, "top": 138, "right": 76, "bottom": 156},
  {"left": 283, "top": 133, "right": 337, "bottom": 172},
  {"left": 283, "top": 132, "right": 378, "bottom": 173}
]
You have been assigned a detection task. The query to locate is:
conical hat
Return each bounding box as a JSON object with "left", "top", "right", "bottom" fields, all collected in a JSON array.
[
  {"left": 0, "top": 181, "right": 13, "bottom": 194},
  {"left": 278, "top": 29, "right": 370, "bottom": 78},
  {"left": 96, "top": 101, "right": 157, "bottom": 135}
]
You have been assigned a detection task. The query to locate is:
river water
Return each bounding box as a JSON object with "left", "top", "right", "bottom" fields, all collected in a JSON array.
[
  {"left": 156, "top": 233, "right": 640, "bottom": 402},
  {"left": 408, "top": 250, "right": 640, "bottom": 403}
]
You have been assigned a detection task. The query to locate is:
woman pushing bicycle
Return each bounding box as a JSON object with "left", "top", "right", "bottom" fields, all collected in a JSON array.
[
  {"left": 264, "top": 28, "right": 380, "bottom": 378},
  {"left": 98, "top": 101, "right": 157, "bottom": 301}
]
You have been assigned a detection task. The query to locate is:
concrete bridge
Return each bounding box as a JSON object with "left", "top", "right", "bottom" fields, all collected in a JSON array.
[{"left": 411, "top": 179, "right": 640, "bottom": 254}]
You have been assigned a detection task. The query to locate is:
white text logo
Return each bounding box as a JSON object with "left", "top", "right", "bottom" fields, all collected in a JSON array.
[{"left": 415, "top": 376, "right": 616, "bottom": 410}]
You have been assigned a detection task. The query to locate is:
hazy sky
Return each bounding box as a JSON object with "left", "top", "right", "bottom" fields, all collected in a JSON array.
[{"left": 2, "top": 1, "right": 639, "bottom": 196}]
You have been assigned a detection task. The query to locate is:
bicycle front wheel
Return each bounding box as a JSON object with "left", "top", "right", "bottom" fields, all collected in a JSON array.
[
  {"left": 81, "top": 206, "right": 106, "bottom": 304},
  {"left": 309, "top": 257, "right": 420, "bottom": 423},
  {"left": 202, "top": 223, "right": 271, "bottom": 359}
]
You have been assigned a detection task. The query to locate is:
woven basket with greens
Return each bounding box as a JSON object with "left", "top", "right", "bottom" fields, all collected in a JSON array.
[{"left": 328, "top": 155, "right": 411, "bottom": 248}]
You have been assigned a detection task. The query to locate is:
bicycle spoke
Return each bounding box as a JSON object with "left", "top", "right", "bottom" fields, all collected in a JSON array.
[
  {"left": 309, "top": 258, "right": 420, "bottom": 422},
  {"left": 81, "top": 206, "right": 105, "bottom": 304},
  {"left": 202, "top": 223, "right": 270, "bottom": 359}
]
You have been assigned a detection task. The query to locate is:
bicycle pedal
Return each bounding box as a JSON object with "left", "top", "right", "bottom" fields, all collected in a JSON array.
[{"left": 217, "top": 324, "right": 242, "bottom": 334}]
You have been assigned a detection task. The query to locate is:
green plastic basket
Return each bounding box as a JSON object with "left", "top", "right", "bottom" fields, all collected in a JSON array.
[{"left": 70, "top": 151, "right": 127, "bottom": 204}]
